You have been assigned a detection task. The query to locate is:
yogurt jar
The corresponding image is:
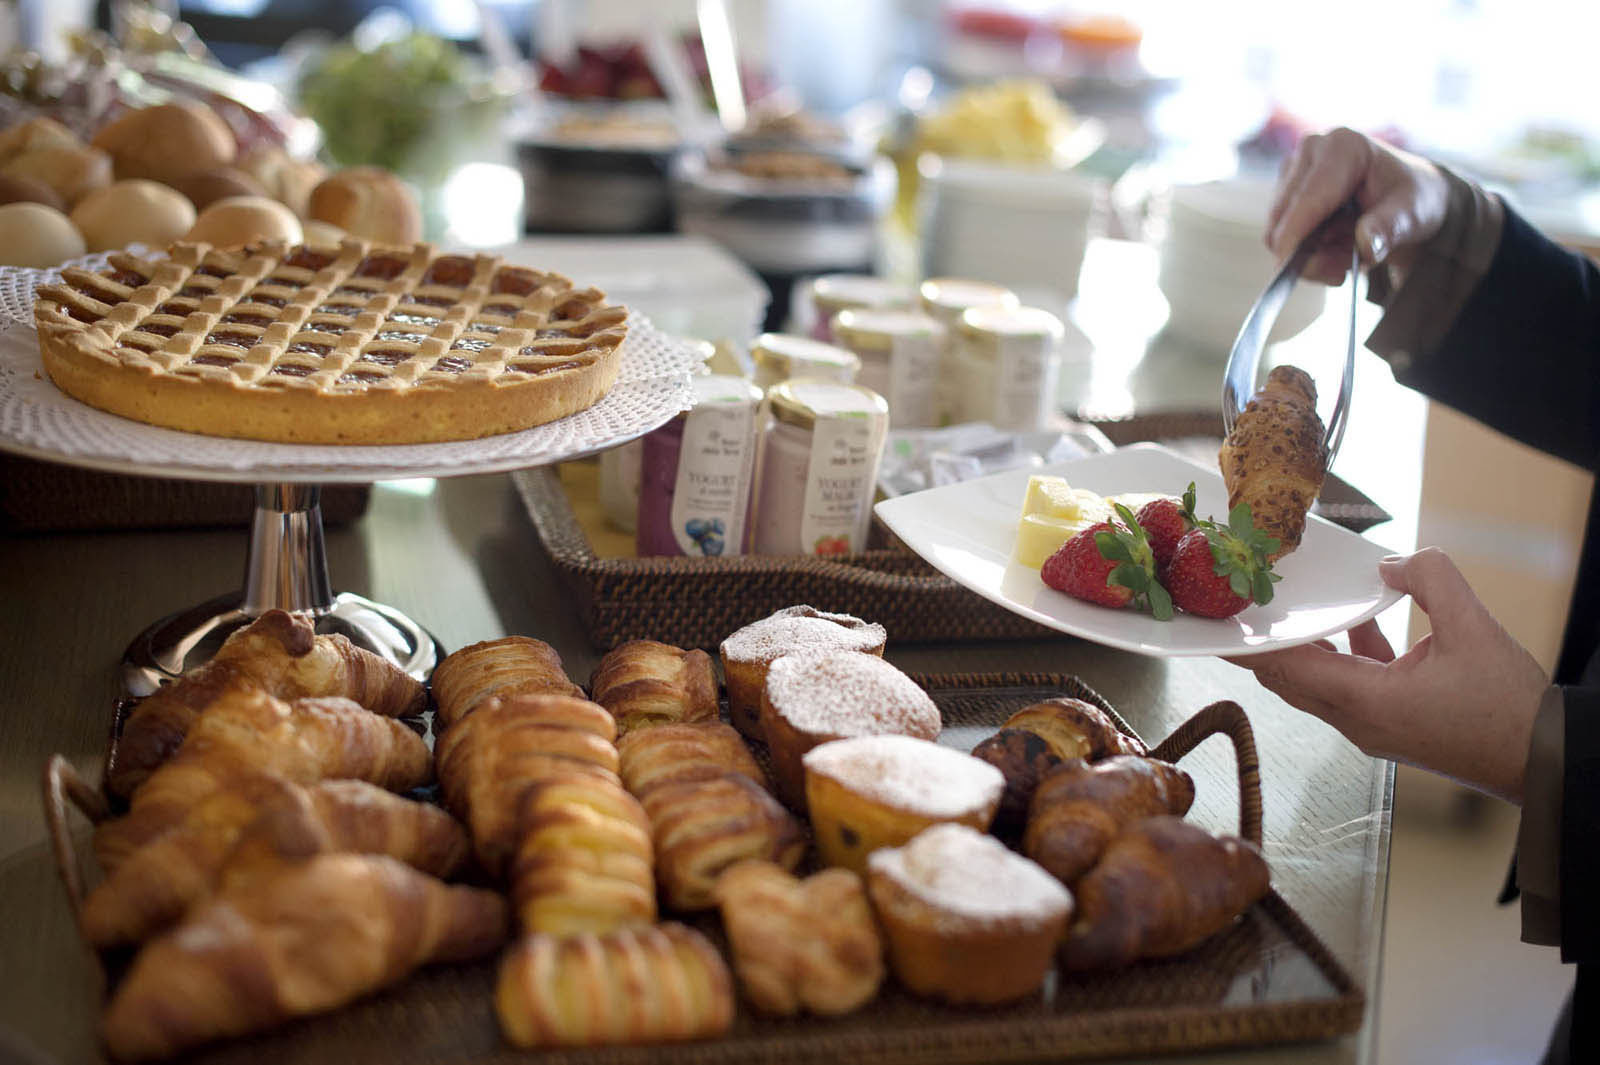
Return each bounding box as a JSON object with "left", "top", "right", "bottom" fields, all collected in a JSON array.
[
  {"left": 598, "top": 440, "right": 643, "bottom": 532},
  {"left": 951, "top": 304, "right": 1066, "bottom": 431},
  {"left": 751, "top": 377, "right": 890, "bottom": 557},
  {"left": 807, "top": 274, "right": 915, "bottom": 341},
  {"left": 750, "top": 333, "right": 861, "bottom": 392},
  {"left": 637, "top": 374, "right": 764, "bottom": 557},
  {"left": 831, "top": 308, "right": 946, "bottom": 429},
  {"left": 917, "top": 278, "right": 1019, "bottom": 424}
]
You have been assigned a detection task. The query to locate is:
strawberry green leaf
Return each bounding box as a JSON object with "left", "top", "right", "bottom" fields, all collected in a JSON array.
[
  {"left": 1228, "top": 502, "right": 1255, "bottom": 539},
  {"left": 1228, "top": 569, "right": 1251, "bottom": 598},
  {"left": 1095, "top": 531, "right": 1133, "bottom": 562},
  {"left": 1252, "top": 569, "right": 1275, "bottom": 604},
  {"left": 1109, "top": 562, "right": 1149, "bottom": 593},
  {"left": 1180, "top": 482, "right": 1197, "bottom": 521},
  {"left": 1147, "top": 581, "right": 1174, "bottom": 621}
]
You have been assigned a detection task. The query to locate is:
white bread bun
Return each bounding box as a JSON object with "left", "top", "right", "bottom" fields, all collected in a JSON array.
[
  {"left": 0, "top": 173, "right": 64, "bottom": 211},
  {"left": 0, "top": 144, "right": 112, "bottom": 205},
  {"left": 236, "top": 146, "right": 326, "bottom": 217},
  {"left": 186, "top": 195, "right": 303, "bottom": 248},
  {"left": 70, "top": 179, "right": 197, "bottom": 253},
  {"left": 300, "top": 219, "right": 346, "bottom": 244},
  {"left": 307, "top": 166, "right": 421, "bottom": 244},
  {"left": 0, "top": 117, "right": 83, "bottom": 162},
  {"left": 168, "top": 167, "right": 266, "bottom": 210},
  {"left": 90, "top": 101, "right": 236, "bottom": 185},
  {"left": 0, "top": 202, "right": 86, "bottom": 267}
]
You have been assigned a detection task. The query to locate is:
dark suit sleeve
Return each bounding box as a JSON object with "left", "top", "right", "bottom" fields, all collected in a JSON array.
[
  {"left": 1378, "top": 202, "right": 1600, "bottom": 470},
  {"left": 1563, "top": 686, "right": 1600, "bottom": 962}
]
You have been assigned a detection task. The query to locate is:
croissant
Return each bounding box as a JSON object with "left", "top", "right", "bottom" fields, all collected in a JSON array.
[
  {"left": 495, "top": 924, "right": 735, "bottom": 1048},
  {"left": 80, "top": 777, "right": 467, "bottom": 949},
  {"left": 589, "top": 640, "right": 718, "bottom": 736},
  {"left": 509, "top": 774, "right": 656, "bottom": 934},
  {"left": 616, "top": 722, "right": 768, "bottom": 796},
  {"left": 1022, "top": 755, "right": 1195, "bottom": 885},
  {"left": 1058, "top": 815, "right": 1270, "bottom": 971},
  {"left": 429, "top": 636, "right": 584, "bottom": 730},
  {"left": 972, "top": 697, "right": 1148, "bottom": 831},
  {"left": 714, "top": 861, "right": 884, "bottom": 1017},
  {"left": 1218, "top": 364, "right": 1328, "bottom": 560},
  {"left": 641, "top": 774, "right": 806, "bottom": 911},
  {"left": 100, "top": 854, "right": 507, "bottom": 1062},
  {"left": 432, "top": 694, "right": 620, "bottom": 877},
  {"left": 93, "top": 690, "right": 432, "bottom": 873},
  {"left": 109, "top": 609, "right": 426, "bottom": 798}
]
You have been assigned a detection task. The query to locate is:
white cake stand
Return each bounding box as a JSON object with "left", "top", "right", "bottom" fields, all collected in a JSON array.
[{"left": 0, "top": 272, "right": 699, "bottom": 695}]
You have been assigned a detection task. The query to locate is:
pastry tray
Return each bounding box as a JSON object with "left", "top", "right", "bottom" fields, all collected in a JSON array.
[{"left": 45, "top": 672, "right": 1364, "bottom": 1065}]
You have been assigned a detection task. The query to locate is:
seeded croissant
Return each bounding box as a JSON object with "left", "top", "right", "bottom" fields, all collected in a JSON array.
[{"left": 1217, "top": 364, "right": 1327, "bottom": 559}]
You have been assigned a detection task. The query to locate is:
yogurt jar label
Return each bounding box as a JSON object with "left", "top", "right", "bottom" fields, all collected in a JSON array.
[
  {"left": 799, "top": 410, "right": 888, "bottom": 555},
  {"left": 992, "top": 333, "right": 1058, "bottom": 430},
  {"left": 669, "top": 400, "right": 759, "bottom": 556},
  {"left": 888, "top": 332, "right": 941, "bottom": 428}
]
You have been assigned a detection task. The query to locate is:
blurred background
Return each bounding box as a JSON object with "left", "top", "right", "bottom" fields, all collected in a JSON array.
[{"left": 2, "top": 3, "right": 1592, "bottom": 1058}]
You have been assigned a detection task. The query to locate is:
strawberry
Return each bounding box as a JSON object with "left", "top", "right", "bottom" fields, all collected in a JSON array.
[
  {"left": 1165, "top": 503, "right": 1282, "bottom": 618},
  {"left": 1135, "top": 482, "right": 1197, "bottom": 572},
  {"left": 1040, "top": 508, "right": 1174, "bottom": 619}
]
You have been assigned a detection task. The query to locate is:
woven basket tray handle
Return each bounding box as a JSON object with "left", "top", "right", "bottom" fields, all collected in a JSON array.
[
  {"left": 1148, "top": 700, "right": 1264, "bottom": 850},
  {"left": 40, "top": 754, "right": 109, "bottom": 916}
]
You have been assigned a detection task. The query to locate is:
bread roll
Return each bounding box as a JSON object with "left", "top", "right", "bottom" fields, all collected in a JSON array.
[
  {"left": 186, "top": 195, "right": 303, "bottom": 247},
  {"left": 0, "top": 117, "right": 82, "bottom": 161},
  {"left": 0, "top": 144, "right": 112, "bottom": 205},
  {"left": 0, "top": 202, "right": 85, "bottom": 267},
  {"left": 301, "top": 219, "right": 345, "bottom": 244},
  {"left": 308, "top": 167, "right": 421, "bottom": 244},
  {"left": 168, "top": 167, "right": 266, "bottom": 210},
  {"left": 70, "top": 180, "right": 197, "bottom": 253},
  {"left": 236, "top": 146, "right": 326, "bottom": 217},
  {"left": 91, "top": 101, "right": 236, "bottom": 185},
  {"left": 0, "top": 173, "right": 63, "bottom": 211}
]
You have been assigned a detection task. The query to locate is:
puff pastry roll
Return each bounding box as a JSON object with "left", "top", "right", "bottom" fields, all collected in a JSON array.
[
  {"left": 714, "top": 860, "right": 884, "bottom": 1016},
  {"left": 430, "top": 636, "right": 584, "bottom": 730},
  {"left": 590, "top": 640, "right": 718, "bottom": 736},
  {"left": 617, "top": 721, "right": 768, "bottom": 796},
  {"left": 641, "top": 774, "right": 805, "bottom": 911},
  {"left": 495, "top": 924, "right": 735, "bottom": 1048}
]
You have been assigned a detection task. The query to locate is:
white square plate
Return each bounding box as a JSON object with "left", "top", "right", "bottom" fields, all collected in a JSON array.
[{"left": 874, "top": 443, "right": 1403, "bottom": 657}]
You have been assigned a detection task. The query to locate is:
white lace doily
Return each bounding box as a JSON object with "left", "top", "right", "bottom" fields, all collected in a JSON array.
[{"left": 0, "top": 253, "right": 701, "bottom": 483}]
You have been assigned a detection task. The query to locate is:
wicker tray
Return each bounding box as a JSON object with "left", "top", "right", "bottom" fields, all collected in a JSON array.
[
  {"left": 44, "top": 673, "right": 1364, "bottom": 1065},
  {"left": 0, "top": 454, "right": 372, "bottom": 533}
]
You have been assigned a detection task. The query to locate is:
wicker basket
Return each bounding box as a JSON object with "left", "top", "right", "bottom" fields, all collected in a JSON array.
[
  {"left": 0, "top": 454, "right": 372, "bottom": 532},
  {"left": 43, "top": 673, "right": 1364, "bottom": 1065}
]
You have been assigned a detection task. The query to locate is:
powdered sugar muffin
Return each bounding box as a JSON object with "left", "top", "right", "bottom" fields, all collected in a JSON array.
[
  {"left": 867, "top": 823, "right": 1072, "bottom": 1005},
  {"left": 720, "top": 606, "right": 886, "bottom": 739},
  {"left": 803, "top": 734, "right": 1003, "bottom": 875},
  {"left": 759, "top": 652, "right": 939, "bottom": 808}
]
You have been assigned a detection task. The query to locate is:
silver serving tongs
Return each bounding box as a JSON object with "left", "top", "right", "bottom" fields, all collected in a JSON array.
[{"left": 1222, "top": 200, "right": 1361, "bottom": 462}]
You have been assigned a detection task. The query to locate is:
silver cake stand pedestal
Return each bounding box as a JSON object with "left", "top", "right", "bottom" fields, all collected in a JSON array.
[
  {"left": 119, "top": 482, "right": 439, "bottom": 696},
  {"left": 0, "top": 298, "right": 697, "bottom": 697}
]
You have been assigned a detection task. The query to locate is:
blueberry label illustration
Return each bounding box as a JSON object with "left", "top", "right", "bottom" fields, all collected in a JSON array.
[{"left": 670, "top": 401, "right": 757, "bottom": 556}]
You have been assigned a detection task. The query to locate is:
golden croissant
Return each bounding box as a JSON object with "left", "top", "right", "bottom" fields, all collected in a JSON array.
[
  {"left": 1023, "top": 755, "right": 1194, "bottom": 885},
  {"left": 1058, "top": 815, "right": 1270, "bottom": 970},
  {"left": 509, "top": 773, "right": 656, "bottom": 934},
  {"left": 495, "top": 923, "right": 734, "bottom": 1048},
  {"left": 714, "top": 860, "right": 884, "bottom": 1017},
  {"left": 589, "top": 640, "right": 718, "bottom": 736},
  {"left": 109, "top": 609, "right": 426, "bottom": 798},
  {"left": 93, "top": 689, "right": 432, "bottom": 873},
  {"left": 81, "top": 777, "right": 467, "bottom": 949},
  {"left": 100, "top": 853, "right": 507, "bottom": 1062},
  {"left": 429, "top": 636, "right": 584, "bottom": 730},
  {"left": 1218, "top": 364, "right": 1328, "bottom": 559},
  {"left": 432, "top": 694, "right": 621, "bottom": 877}
]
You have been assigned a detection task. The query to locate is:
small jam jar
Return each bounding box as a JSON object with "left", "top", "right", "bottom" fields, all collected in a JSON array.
[
  {"left": 751, "top": 378, "right": 890, "bottom": 557},
  {"left": 807, "top": 274, "right": 914, "bottom": 341},
  {"left": 831, "top": 307, "right": 946, "bottom": 429},
  {"left": 951, "top": 304, "right": 1067, "bottom": 430},
  {"left": 750, "top": 333, "right": 861, "bottom": 392},
  {"left": 637, "top": 374, "right": 764, "bottom": 557}
]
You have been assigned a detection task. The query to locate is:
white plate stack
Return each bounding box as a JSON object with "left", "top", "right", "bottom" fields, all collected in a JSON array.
[{"left": 1158, "top": 178, "right": 1327, "bottom": 355}]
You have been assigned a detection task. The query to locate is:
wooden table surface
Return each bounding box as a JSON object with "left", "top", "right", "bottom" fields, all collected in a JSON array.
[{"left": 0, "top": 471, "right": 1392, "bottom": 1065}]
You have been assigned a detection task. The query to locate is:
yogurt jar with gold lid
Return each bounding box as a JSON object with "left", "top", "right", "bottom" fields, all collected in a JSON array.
[
  {"left": 750, "top": 332, "right": 862, "bottom": 391},
  {"left": 752, "top": 377, "right": 889, "bottom": 556},
  {"left": 917, "top": 277, "right": 1020, "bottom": 326},
  {"left": 637, "top": 374, "right": 764, "bottom": 556},
  {"left": 952, "top": 304, "right": 1066, "bottom": 430},
  {"left": 808, "top": 274, "right": 915, "bottom": 340},
  {"left": 831, "top": 308, "right": 946, "bottom": 429}
]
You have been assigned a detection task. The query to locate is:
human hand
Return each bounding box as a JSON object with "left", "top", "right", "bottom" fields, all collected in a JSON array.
[
  {"left": 1226, "top": 548, "right": 1548, "bottom": 803},
  {"left": 1266, "top": 127, "right": 1451, "bottom": 286}
]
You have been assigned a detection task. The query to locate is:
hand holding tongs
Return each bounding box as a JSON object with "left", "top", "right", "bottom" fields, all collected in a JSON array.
[{"left": 1222, "top": 200, "right": 1361, "bottom": 463}]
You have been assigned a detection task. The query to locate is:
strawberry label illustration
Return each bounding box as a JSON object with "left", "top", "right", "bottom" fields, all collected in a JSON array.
[{"left": 799, "top": 409, "right": 887, "bottom": 556}]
